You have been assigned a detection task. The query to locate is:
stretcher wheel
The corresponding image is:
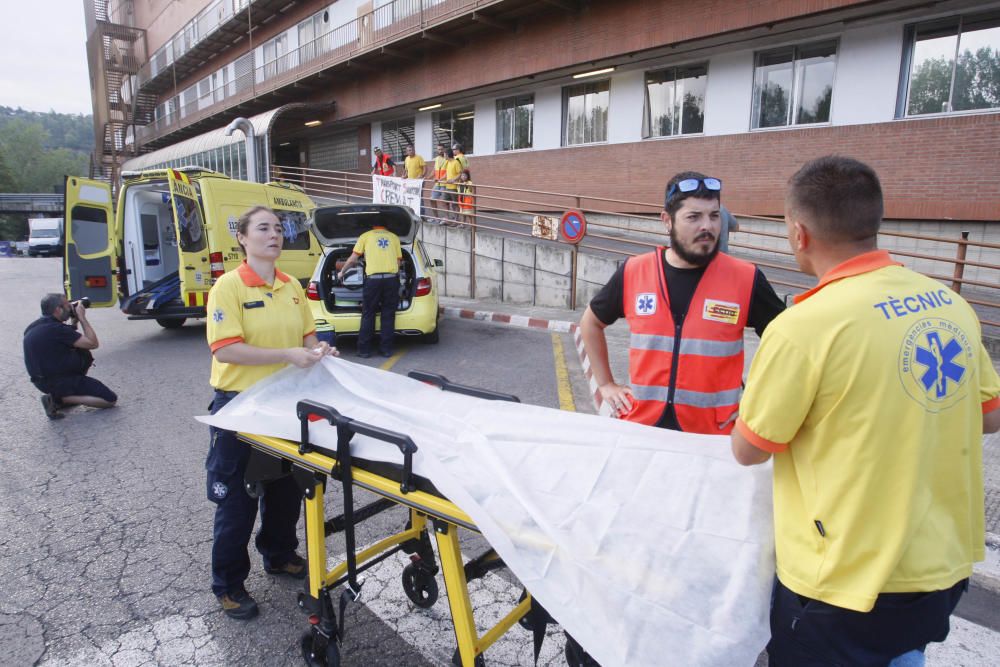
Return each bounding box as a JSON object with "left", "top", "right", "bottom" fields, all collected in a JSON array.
[
  {"left": 401, "top": 563, "right": 439, "bottom": 608},
  {"left": 516, "top": 589, "right": 533, "bottom": 630},
  {"left": 301, "top": 631, "right": 340, "bottom": 667},
  {"left": 451, "top": 647, "right": 486, "bottom": 666},
  {"left": 245, "top": 481, "right": 264, "bottom": 499}
]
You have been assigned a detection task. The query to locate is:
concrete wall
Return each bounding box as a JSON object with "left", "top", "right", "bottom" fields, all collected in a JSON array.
[{"left": 417, "top": 224, "right": 623, "bottom": 309}]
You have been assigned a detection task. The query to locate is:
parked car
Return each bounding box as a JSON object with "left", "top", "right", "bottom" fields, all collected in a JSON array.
[{"left": 307, "top": 204, "right": 441, "bottom": 344}]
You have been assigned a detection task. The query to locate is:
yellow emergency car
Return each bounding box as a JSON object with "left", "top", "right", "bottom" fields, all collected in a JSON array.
[
  {"left": 307, "top": 204, "right": 441, "bottom": 343},
  {"left": 63, "top": 167, "right": 322, "bottom": 328}
]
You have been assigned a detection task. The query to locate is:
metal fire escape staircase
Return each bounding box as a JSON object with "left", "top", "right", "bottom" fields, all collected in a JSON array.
[{"left": 85, "top": 0, "right": 153, "bottom": 186}]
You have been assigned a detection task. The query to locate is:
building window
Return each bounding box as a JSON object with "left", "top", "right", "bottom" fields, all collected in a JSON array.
[
  {"left": 496, "top": 95, "right": 533, "bottom": 151},
  {"left": 433, "top": 107, "right": 475, "bottom": 153},
  {"left": 261, "top": 33, "right": 288, "bottom": 81},
  {"left": 562, "top": 80, "right": 610, "bottom": 145},
  {"left": 299, "top": 10, "right": 330, "bottom": 63},
  {"left": 643, "top": 64, "right": 707, "bottom": 138},
  {"left": 380, "top": 118, "right": 415, "bottom": 162},
  {"left": 751, "top": 41, "right": 837, "bottom": 129},
  {"left": 900, "top": 11, "right": 1000, "bottom": 116}
]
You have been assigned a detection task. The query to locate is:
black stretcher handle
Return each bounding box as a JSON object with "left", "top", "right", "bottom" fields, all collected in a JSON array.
[
  {"left": 295, "top": 399, "right": 419, "bottom": 493},
  {"left": 408, "top": 370, "right": 521, "bottom": 403}
]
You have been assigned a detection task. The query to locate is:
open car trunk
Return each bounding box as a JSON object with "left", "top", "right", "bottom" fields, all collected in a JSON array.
[{"left": 316, "top": 247, "right": 417, "bottom": 314}]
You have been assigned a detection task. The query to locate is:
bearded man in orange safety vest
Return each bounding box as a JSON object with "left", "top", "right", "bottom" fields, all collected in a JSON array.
[{"left": 579, "top": 172, "right": 785, "bottom": 434}]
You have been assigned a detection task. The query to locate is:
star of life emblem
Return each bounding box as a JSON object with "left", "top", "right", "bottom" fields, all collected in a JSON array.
[
  {"left": 635, "top": 293, "right": 656, "bottom": 316},
  {"left": 212, "top": 481, "right": 228, "bottom": 499},
  {"left": 898, "top": 317, "right": 973, "bottom": 412},
  {"left": 212, "top": 308, "right": 224, "bottom": 323},
  {"left": 377, "top": 237, "right": 390, "bottom": 249}
]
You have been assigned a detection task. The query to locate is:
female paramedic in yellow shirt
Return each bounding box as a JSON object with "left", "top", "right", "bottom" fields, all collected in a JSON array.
[{"left": 204, "top": 205, "right": 337, "bottom": 620}]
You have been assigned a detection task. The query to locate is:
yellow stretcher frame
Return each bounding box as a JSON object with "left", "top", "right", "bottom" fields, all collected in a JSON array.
[{"left": 237, "top": 377, "right": 533, "bottom": 667}]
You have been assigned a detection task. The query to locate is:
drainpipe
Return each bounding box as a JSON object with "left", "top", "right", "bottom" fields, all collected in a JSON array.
[{"left": 225, "top": 117, "right": 258, "bottom": 183}]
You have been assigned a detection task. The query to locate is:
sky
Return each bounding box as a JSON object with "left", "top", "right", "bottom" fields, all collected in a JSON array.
[{"left": 0, "top": 2, "right": 93, "bottom": 115}]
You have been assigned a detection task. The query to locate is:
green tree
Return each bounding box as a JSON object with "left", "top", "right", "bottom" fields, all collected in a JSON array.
[
  {"left": 908, "top": 55, "right": 955, "bottom": 115},
  {"left": 953, "top": 46, "right": 1000, "bottom": 111},
  {"left": 756, "top": 81, "right": 790, "bottom": 127},
  {"left": 0, "top": 119, "right": 88, "bottom": 193}
]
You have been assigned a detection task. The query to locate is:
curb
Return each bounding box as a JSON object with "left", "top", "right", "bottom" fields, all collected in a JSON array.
[
  {"left": 438, "top": 305, "right": 608, "bottom": 415},
  {"left": 439, "top": 306, "right": 577, "bottom": 333}
]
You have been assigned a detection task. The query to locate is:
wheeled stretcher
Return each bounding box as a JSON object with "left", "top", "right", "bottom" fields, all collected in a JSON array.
[{"left": 238, "top": 371, "right": 545, "bottom": 667}]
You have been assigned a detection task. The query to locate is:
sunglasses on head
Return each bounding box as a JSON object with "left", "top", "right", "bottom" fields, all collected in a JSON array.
[{"left": 666, "top": 177, "right": 722, "bottom": 204}]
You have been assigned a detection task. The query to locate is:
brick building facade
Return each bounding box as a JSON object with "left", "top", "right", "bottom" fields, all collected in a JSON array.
[{"left": 91, "top": 0, "right": 1000, "bottom": 221}]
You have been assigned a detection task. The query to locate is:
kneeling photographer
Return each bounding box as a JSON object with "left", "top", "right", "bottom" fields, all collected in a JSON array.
[{"left": 23, "top": 293, "right": 117, "bottom": 419}]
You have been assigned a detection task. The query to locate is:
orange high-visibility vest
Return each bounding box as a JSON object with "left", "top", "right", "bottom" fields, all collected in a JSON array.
[
  {"left": 433, "top": 156, "right": 447, "bottom": 183},
  {"left": 374, "top": 153, "right": 394, "bottom": 176},
  {"left": 621, "top": 248, "right": 756, "bottom": 434}
]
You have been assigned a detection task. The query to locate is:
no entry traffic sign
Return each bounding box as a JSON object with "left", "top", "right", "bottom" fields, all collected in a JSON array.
[{"left": 560, "top": 209, "right": 587, "bottom": 244}]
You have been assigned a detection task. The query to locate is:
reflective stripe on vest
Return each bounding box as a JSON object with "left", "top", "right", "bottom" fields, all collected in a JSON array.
[
  {"left": 622, "top": 248, "right": 756, "bottom": 434},
  {"left": 631, "top": 384, "right": 743, "bottom": 408},
  {"left": 630, "top": 332, "right": 743, "bottom": 357}
]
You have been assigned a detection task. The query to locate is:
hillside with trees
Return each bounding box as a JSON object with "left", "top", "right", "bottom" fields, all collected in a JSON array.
[{"left": 0, "top": 106, "right": 93, "bottom": 240}]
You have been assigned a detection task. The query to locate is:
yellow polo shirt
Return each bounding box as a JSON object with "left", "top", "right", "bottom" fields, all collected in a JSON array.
[
  {"left": 737, "top": 250, "right": 1000, "bottom": 612},
  {"left": 445, "top": 158, "right": 462, "bottom": 191},
  {"left": 207, "top": 261, "right": 315, "bottom": 392},
  {"left": 353, "top": 226, "right": 402, "bottom": 275},
  {"left": 404, "top": 154, "right": 426, "bottom": 179}
]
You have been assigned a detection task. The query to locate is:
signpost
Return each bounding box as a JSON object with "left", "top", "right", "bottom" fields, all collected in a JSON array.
[{"left": 559, "top": 209, "right": 587, "bottom": 245}]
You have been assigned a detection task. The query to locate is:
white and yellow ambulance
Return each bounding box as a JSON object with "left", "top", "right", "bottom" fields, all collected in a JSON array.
[{"left": 63, "top": 167, "right": 321, "bottom": 328}]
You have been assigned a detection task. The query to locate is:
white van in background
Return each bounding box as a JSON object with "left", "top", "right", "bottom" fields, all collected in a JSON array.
[{"left": 28, "top": 218, "right": 64, "bottom": 257}]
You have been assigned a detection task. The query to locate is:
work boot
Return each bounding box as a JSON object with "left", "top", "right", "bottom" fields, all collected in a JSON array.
[
  {"left": 218, "top": 588, "right": 259, "bottom": 620},
  {"left": 265, "top": 553, "right": 307, "bottom": 580},
  {"left": 41, "top": 395, "right": 64, "bottom": 420}
]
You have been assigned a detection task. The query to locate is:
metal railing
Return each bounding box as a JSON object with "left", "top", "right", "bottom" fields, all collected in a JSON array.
[
  {"left": 142, "top": 0, "right": 240, "bottom": 83},
  {"left": 137, "top": 0, "right": 494, "bottom": 144},
  {"left": 272, "top": 164, "right": 1000, "bottom": 332}
]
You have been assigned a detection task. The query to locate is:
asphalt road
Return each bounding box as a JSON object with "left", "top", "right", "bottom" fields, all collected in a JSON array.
[{"left": 0, "top": 257, "right": 591, "bottom": 666}]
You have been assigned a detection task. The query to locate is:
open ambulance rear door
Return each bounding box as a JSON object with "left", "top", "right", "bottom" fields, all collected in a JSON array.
[
  {"left": 63, "top": 176, "right": 118, "bottom": 307},
  {"left": 166, "top": 169, "right": 211, "bottom": 310}
]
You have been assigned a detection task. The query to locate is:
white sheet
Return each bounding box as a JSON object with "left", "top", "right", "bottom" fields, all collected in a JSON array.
[{"left": 198, "top": 358, "right": 774, "bottom": 666}]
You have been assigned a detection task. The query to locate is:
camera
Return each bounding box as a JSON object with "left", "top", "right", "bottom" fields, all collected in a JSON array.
[{"left": 71, "top": 297, "right": 91, "bottom": 309}]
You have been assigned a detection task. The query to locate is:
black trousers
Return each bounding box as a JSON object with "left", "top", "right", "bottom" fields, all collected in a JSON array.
[
  {"left": 359, "top": 274, "right": 399, "bottom": 355},
  {"left": 206, "top": 390, "right": 302, "bottom": 596},
  {"left": 767, "top": 576, "right": 967, "bottom": 667}
]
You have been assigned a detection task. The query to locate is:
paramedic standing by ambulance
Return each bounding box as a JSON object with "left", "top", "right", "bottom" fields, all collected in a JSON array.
[
  {"left": 732, "top": 156, "right": 1000, "bottom": 666},
  {"left": 338, "top": 223, "right": 403, "bottom": 358},
  {"left": 205, "top": 205, "right": 337, "bottom": 620},
  {"left": 579, "top": 171, "right": 784, "bottom": 432}
]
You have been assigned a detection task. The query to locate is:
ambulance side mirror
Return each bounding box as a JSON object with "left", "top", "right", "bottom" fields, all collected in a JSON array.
[{"left": 433, "top": 259, "right": 444, "bottom": 268}]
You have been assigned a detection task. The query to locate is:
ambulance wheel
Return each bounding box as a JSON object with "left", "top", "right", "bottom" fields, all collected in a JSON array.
[
  {"left": 156, "top": 318, "right": 185, "bottom": 329},
  {"left": 402, "top": 563, "right": 439, "bottom": 608},
  {"left": 301, "top": 631, "right": 340, "bottom": 667}
]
